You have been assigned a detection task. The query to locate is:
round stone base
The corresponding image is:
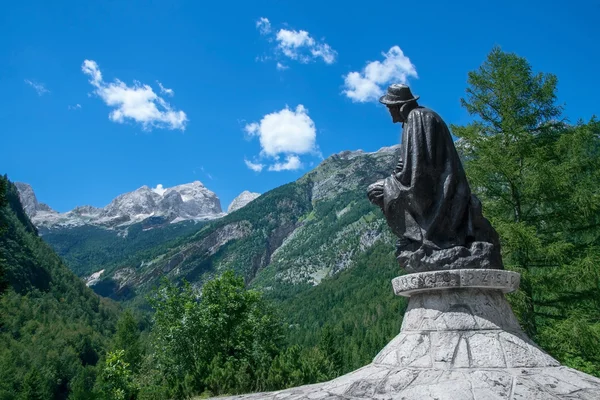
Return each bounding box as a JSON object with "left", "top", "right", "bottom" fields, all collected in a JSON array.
[{"left": 392, "top": 269, "right": 520, "bottom": 297}]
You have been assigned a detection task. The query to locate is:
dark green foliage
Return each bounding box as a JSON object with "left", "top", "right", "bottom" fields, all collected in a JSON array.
[
  {"left": 452, "top": 46, "right": 600, "bottom": 375},
  {"left": 265, "top": 345, "right": 336, "bottom": 390},
  {"left": 68, "top": 366, "right": 98, "bottom": 400},
  {"left": 20, "top": 367, "right": 48, "bottom": 400},
  {"left": 96, "top": 350, "right": 138, "bottom": 400},
  {"left": 0, "top": 176, "right": 120, "bottom": 399},
  {"left": 147, "top": 271, "right": 286, "bottom": 398},
  {"left": 141, "top": 269, "right": 355, "bottom": 398},
  {"left": 114, "top": 310, "right": 143, "bottom": 373}
]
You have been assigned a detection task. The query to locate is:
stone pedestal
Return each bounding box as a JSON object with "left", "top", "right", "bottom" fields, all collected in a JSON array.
[{"left": 213, "top": 270, "right": 600, "bottom": 399}]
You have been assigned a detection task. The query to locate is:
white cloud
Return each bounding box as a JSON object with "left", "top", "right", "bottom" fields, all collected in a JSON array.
[
  {"left": 82, "top": 60, "right": 102, "bottom": 86},
  {"left": 268, "top": 155, "right": 302, "bottom": 171},
  {"left": 275, "top": 29, "right": 336, "bottom": 64},
  {"left": 157, "top": 81, "right": 174, "bottom": 96},
  {"left": 24, "top": 79, "right": 49, "bottom": 96},
  {"left": 342, "top": 46, "right": 418, "bottom": 103},
  {"left": 256, "top": 17, "right": 271, "bottom": 35},
  {"left": 276, "top": 29, "right": 314, "bottom": 56},
  {"left": 276, "top": 62, "right": 289, "bottom": 71},
  {"left": 244, "top": 159, "right": 264, "bottom": 172},
  {"left": 152, "top": 184, "right": 167, "bottom": 195},
  {"left": 310, "top": 43, "right": 336, "bottom": 64},
  {"left": 81, "top": 60, "right": 188, "bottom": 131},
  {"left": 244, "top": 105, "right": 317, "bottom": 172},
  {"left": 245, "top": 104, "right": 316, "bottom": 156},
  {"left": 244, "top": 122, "right": 260, "bottom": 136},
  {"left": 68, "top": 104, "right": 82, "bottom": 110},
  {"left": 256, "top": 19, "right": 336, "bottom": 67}
]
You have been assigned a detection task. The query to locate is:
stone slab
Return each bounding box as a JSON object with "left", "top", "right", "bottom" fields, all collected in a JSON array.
[{"left": 392, "top": 269, "right": 520, "bottom": 297}]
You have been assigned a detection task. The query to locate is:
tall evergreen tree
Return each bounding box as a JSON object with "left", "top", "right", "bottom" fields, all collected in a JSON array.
[
  {"left": 319, "top": 325, "right": 343, "bottom": 375},
  {"left": 452, "top": 46, "right": 600, "bottom": 374}
]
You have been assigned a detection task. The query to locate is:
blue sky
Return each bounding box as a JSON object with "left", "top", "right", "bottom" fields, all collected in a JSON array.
[{"left": 1, "top": 0, "right": 598, "bottom": 212}]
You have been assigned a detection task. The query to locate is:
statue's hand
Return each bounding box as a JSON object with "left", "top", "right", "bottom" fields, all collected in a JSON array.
[
  {"left": 367, "top": 181, "right": 385, "bottom": 207},
  {"left": 394, "top": 159, "right": 404, "bottom": 173},
  {"left": 393, "top": 159, "right": 404, "bottom": 181}
]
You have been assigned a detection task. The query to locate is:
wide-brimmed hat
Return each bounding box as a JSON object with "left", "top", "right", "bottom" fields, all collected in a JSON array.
[{"left": 379, "top": 84, "right": 419, "bottom": 105}]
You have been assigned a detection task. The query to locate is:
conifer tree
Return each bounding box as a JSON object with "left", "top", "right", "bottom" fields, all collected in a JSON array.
[{"left": 452, "top": 46, "right": 600, "bottom": 373}]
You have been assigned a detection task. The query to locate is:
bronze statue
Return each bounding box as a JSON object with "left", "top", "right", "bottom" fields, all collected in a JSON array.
[{"left": 367, "top": 84, "right": 503, "bottom": 272}]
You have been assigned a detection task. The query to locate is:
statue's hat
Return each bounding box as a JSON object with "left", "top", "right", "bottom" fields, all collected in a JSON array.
[{"left": 379, "top": 84, "right": 419, "bottom": 105}]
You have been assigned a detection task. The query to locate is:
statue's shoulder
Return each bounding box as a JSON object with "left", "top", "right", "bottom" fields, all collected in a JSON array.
[
  {"left": 409, "top": 107, "right": 444, "bottom": 123},
  {"left": 410, "top": 106, "right": 435, "bottom": 116}
]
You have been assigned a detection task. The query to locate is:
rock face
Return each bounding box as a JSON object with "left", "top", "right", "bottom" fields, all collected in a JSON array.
[
  {"left": 15, "top": 180, "right": 224, "bottom": 229},
  {"left": 213, "top": 269, "right": 600, "bottom": 399},
  {"left": 227, "top": 191, "right": 260, "bottom": 213},
  {"left": 14, "top": 182, "right": 57, "bottom": 216}
]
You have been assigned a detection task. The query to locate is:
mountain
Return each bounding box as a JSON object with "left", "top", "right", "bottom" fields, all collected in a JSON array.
[
  {"left": 16, "top": 180, "right": 224, "bottom": 230},
  {"left": 227, "top": 191, "right": 260, "bottom": 213},
  {"left": 83, "top": 145, "right": 400, "bottom": 297},
  {"left": 0, "top": 177, "right": 119, "bottom": 398}
]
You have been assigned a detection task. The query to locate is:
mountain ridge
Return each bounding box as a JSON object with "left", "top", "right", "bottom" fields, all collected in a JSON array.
[
  {"left": 16, "top": 180, "right": 226, "bottom": 229},
  {"left": 77, "top": 144, "right": 401, "bottom": 299}
]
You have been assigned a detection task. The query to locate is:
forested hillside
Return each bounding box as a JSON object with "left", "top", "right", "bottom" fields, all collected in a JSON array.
[
  {"left": 0, "top": 176, "right": 365, "bottom": 399},
  {"left": 41, "top": 219, "right": 207, "bottom": 278},
  {"left": 0, "top": 176, "right": 121, "bottom": 398}
]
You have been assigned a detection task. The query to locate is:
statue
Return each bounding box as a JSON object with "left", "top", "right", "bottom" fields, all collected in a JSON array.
[{"left": 367, "top": 84, "right": 503, "bottom": 272}]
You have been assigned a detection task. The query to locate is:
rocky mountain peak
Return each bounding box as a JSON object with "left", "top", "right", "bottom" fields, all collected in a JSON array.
[
  {"left": 15, "top": 182, "right": 57, "bottom": 216},
  {"left": 15, "top": 181, "right": 224, "bottom": 230},
  {"left": 228, "top": 191, "right": 261, "bottom": 213}
]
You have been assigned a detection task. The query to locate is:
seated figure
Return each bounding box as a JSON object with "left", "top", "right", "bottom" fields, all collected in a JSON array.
[{"left": 367, "top": 84, "right": 503, "bottom": 272}]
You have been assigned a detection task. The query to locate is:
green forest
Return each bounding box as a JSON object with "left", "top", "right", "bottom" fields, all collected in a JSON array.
[{"left": 1, "top": 46, "right": 599, "bottom": 399}]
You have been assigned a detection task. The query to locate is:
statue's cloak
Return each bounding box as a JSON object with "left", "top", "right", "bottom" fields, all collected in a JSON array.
[{"left": 382, "top": 107, "right": 498, "bottom": 252}]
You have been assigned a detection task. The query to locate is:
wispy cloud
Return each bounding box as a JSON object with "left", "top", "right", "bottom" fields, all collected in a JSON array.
[
  {"left": 193, "top": 166, "right": 215, "bottom": 180},
  {"left": 157, "top": 81, "right": 174, "bottom": 97},
  {"left": 243, "top": 104, "right": 317, "bottom": 172},
  {"left": 342, "top": 46, "right": 417, "bottom": 103},
  {"left": 68, "top": 104, "right": 82, "bottom": 110},
  {"left": 256, "top": 17, "right": 337, "bottom": 68},
  {"left": 81, "top": 60, "right": 188, "bottom": 131},
  {"left": 268, "top": 155, "right": 302, "bottom": 171},
  {"left": 244, "top": 159, "right": 264, "bottom": 172},
  {"left": 256, "top": 17, "right": 271, "bottom": 35},
  {"left": 275, "top": 29, "right": 336, "bottom": 64},
  {"left": 24, "top": 79, "right": 50, "bottom": 96}
]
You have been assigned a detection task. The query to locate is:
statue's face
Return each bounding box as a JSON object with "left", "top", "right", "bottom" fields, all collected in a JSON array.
[{"left": 387, "top": 105, "right": 404, "bottom": 124}]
